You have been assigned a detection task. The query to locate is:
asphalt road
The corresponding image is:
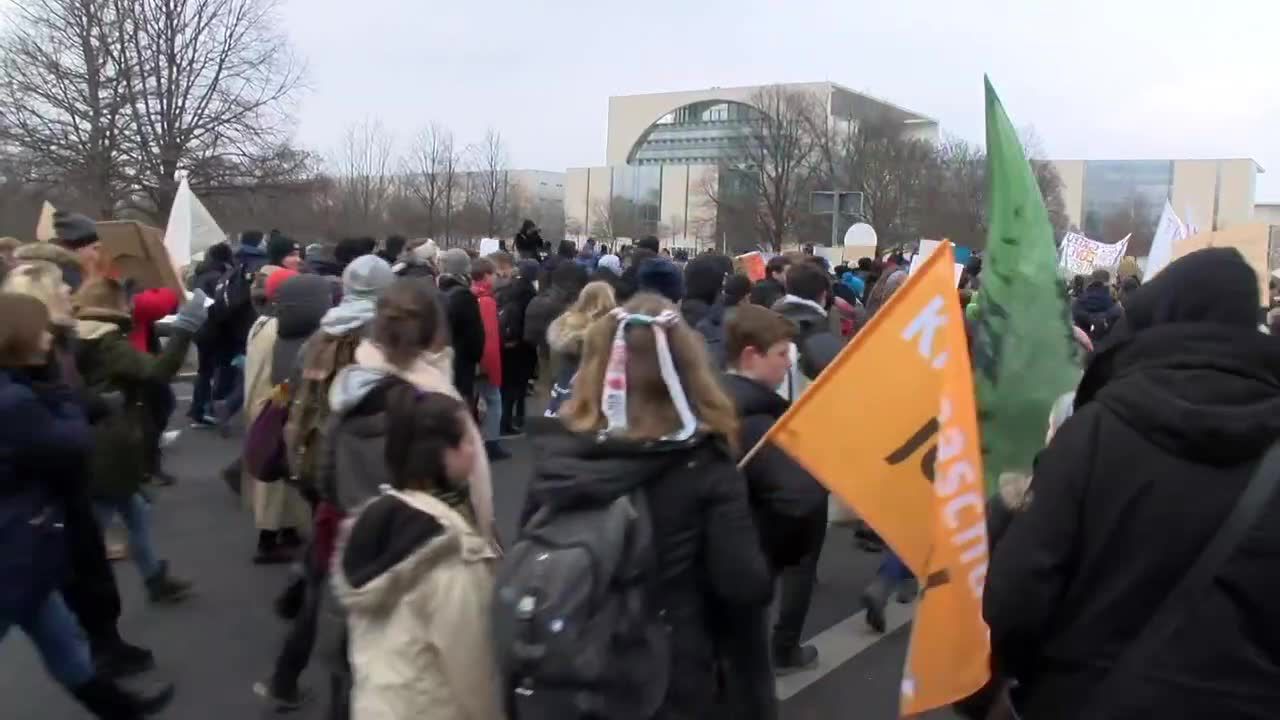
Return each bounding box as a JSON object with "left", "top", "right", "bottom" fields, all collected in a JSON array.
[{"left": 0, "top": 388, "right": 959, "bottom": 720}]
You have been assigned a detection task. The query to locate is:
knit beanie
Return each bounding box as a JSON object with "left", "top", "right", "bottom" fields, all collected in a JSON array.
[
  {"left": 53, "top": 211, "right": 99, "bottom": 250},
  {"left": 341, "top": 254, "right": 395, "bottom": 301},
  {"left": 637, "top": 258, "right": 684, "bottom": 303},
  {"left": 267, "top": 232, "right": 300, "bottom": 266},
  {"left": 440, "top": 248, "right": 471, "bottom": 279}
]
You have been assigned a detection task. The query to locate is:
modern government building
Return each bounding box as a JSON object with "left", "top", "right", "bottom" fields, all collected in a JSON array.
[{"left": 564, "top": 81, "right": 1271, "bottom": 257}]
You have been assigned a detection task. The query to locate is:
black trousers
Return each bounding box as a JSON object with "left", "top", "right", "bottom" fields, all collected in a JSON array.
[
  {"left": 772, "top": 507, "right": 828, "bottom": 650},
  {"left": 500, "top": 343, "right": 536, "bottom": 430},
  {"left": 271, "top": 565, "right": 325, "bottom": 695},
  {"left": 60, "top": 489, "right": 124, "bottom": 652}
]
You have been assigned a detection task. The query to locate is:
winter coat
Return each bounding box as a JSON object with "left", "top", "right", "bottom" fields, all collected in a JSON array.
[
  {"left": 521, "top": 425, "right": 773, "bottom": 719},
  {"left": 439, "top": 275, "right": 486, "bottom": 400},
  {"left": 217, "top": 243, "right": 269, "bottom": 356},
  {"left": 332, "top": 489, "right": 503, "bottom": 720},
  {"left": 241, "top": 315, "right": 307, "bottom": 529},
  {"left": 74, "top": 309, "right": 192, "bottom": 498},
  {"left": 13, "top": 242, "right": 85, "bottom": 293},
  {"left": 695, "top": 303, "right": 733, "bottom": 369},
  {"left": 324, "top": 340, "right": 496, "bottom": 544},
  {"left": 128, "top": 287, "right": 179, "bottom": 353},
  {"left": 985, "top": 248, "right": 1280, "bottom": 720},
  {"left": 721, "top": 374, "right": 828, "bottom": 570},
  {"left": 772, "top": 295, "right": 843, "bottom": 380},
  {"left": 0, "top": 368, "right": 91, "bottom": 623},
  {"left": 522, "top": 287, "right": 571, "bottom": 350},
  {"left": 1070, "top": 284, "right": 1123, "bottom": 340},
  {"left": 495, "top": 276, "right": 536, "bottom": 350},
  {"left": 472, "top": 280, "right": 502, "bottom": 385}
]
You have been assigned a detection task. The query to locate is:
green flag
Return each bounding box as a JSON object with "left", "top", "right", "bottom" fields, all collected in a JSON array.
[{"left": 972, "top": 77, "right": 1080, "bottom": 497}]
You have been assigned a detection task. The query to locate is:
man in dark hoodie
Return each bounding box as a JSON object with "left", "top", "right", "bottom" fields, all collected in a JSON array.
[
  {"left": 438, "top": 249, "right": 486, "bottom": 402},
  {"left": 1071, "top": 268, "right": 1123, "bottom": 342},
  {"left": 497, "top": 259, "right": 540, "bottom": 435},
  {"left": 721, "top": 304, "right": 830, "bottom": 678},
  {"left": 681, "top": 253, "right": 726, "bottom": 328},
  {"left": 773, "top": 262, "right": 843, "bottom": 396},
  {"left": 698, "top": 273, "right": 752, "bottom": 368},
  {"left": 190, "top": 243, "right": 233, "bottom": 425},
  {"left": 514, "top": 219, "right": 544, "bottom": 261},
  {"left": 986, "top": 248, "right": 1280, "bottom": 719}
]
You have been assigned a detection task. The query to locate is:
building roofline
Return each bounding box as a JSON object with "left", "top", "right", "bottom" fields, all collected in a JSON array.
[
  {"left": 1050, "top": 157, "right": 1264, "bottom": 173},
  {"left": 609, "top": 81, "right": 937, "bottom": 124}
]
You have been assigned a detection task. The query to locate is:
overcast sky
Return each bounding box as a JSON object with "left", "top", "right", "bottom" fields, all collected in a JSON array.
[{"left": 279, "top": 0, "right": 1280, "bottom": 199}]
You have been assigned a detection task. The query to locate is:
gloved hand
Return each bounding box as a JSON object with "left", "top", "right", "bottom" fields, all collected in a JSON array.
[{"left": 171, "top": 289, "right": 210, "bottom": 335}]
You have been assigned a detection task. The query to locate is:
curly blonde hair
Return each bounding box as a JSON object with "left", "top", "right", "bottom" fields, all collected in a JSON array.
[
  {"left": 555, "top": 281, "right": 617, "bottom": 339},
  {"left": 561, "top": 293, "right": 739, "bottom": 450}
]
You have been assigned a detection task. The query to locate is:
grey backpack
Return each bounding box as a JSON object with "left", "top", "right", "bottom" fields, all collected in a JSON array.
[{"left": 492, "top": 489, "right": 670, "bottom": 720}]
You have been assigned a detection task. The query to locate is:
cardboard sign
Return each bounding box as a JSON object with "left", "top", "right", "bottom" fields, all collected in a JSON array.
[
  {"left": 97, "top": 220, "right": 184, "bottom": 295},
  {"left": 736, "top": 251, "right": 767, "bottom": 281}
]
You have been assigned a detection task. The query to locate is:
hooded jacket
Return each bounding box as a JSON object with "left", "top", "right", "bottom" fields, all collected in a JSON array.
[
  {"left": 985, "top": 248, "right": 1280, "bottom": 720},
  {"left": 74, "top": 306, "right": 192, "bottom": 498},
  {"left": 128, "top": 287, "right": 179, "bottom": 353},
  {"left": 324, "top": 341, "right": 495, "bottom": 544},
  {"left": 271, "top": 275, "right": 334, "bottom": 385},
  {"left": 332, "top": 489, "right": 502, "bottom": 720},
  {"left": 721, "top": 374, "right": 828, "bottom": 570},
  {"left": 772, "top": 295, "right": 843, "bottom": 381},
  {"left": 215, "top": 242, "right": 269, "bottom": 354},
  {"left": 14, "top": 241, "right": 86, "bottom": 292},
  {"left": 495, "top": 270, "right": 536, "bottom": 350},
  {"left": 521, "top": 423, "right": 772, "bottom": 718},
  {"left": 471, "top": 279, "right": 502, "bottom": 384},
  {"left": 1071, "top": 284, "right": 1123, "bottom": 339}
]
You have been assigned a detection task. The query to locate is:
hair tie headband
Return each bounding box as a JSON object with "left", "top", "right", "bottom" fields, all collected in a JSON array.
[{"left": 601, "top": 309, "right": 698, "bottom": 441}]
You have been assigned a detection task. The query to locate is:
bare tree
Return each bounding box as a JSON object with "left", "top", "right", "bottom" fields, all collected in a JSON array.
[
  {"left": 729, "top": 85, "right": 820, "bottom": 252},
  {"left": 467, "top": 129, "right": 510, "bottom": 237},
  {"left": 110, "top": 0, "right": 304, "bottom": 218},
  {"left": 0, "top": 0, "right": 130, "bottom": 217},
  {"left": 332, "top": 119, "right": 395, "bottom": 234},
  {"left": 404, "top": 122, "right": 456, "bottom": 238}
]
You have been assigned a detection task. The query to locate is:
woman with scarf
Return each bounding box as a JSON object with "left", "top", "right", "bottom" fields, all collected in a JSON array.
[
  {"left": 519, "top": 292, "right": 773, "bottom": 718},
  {"left": 985, "top": 248, "right": 1280, "bottom": 719}
]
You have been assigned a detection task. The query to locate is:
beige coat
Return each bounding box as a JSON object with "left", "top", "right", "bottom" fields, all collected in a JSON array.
[
  {"left": 332, "top": 489, "right": 503, "bottom": 720},
  {"left": 243, "top": 316, "right": 310, "bottom": 531}
]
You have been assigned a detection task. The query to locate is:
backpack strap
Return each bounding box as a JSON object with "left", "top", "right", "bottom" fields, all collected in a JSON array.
[{"left": 1087, "top": 441, "right": 1280, "bottom": 714}]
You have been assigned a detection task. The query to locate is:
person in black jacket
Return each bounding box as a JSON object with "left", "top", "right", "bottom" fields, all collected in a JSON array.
[
  {"left": 189, "top": 242, "right": 233, "bottom": 425},
  {"left": 496, "top": 259, "right": 538, "bottom": 434},
  {"left": 523, "top": 261, "right": 584, "bottom": 399},
  {"left": 751, "top": 256, "right": 791, "bottom": 309},
  {"left": 522, "top": 292, "right": 773, "bottom": 719},
  {"left": 985, "top": 247, "right": 1280, "bottom": 720},
  {"left": 721, "top": 304, "right": 829, "bottom": 676},
  {"left": 697, "top": 273, "right": 751, "bottom": 368},
  {"left": 437, "top": 249, "right": 485, "bottom": 401},
  {"left": 1070, "top": 268, "right": 1123, "bottom": 342},
  {"left": 681, "top": 254, "right": 726, "bottom": 328},
  {"left": 772, "top": 262, "right": 843, "bottom": 393}
]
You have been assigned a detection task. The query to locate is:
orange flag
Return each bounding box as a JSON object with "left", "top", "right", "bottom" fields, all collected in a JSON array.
[{"left": 763, "top": 242, "right": 990, "bottom": 716}]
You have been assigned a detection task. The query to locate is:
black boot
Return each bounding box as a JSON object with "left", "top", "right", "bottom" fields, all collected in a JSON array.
[
  {"left": 72, "top": 674, "right": 174, "bottom": 718},
  {"left": 772, "top": 643, "right": 819, "bottom": 675},
  {"left": 145, "top": 561, "right": 193, "bottom": 604},
  {"left": 485, "top": 440, "right": 511, "bottom": 461},
  {"left": 861, "top": 576, "right": 892, "bottom": 633},
  {"left": 91, "top": 636, "right": 155, "bottom": 679}
]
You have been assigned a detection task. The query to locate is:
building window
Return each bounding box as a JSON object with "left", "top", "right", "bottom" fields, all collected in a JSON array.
[{"left": 1082, "top": 160, "right": 1173, "bottom": 256}]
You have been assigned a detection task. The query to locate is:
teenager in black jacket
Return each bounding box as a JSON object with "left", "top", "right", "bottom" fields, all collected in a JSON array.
[
  {"left": 986, "top": 248, "right": 1280, "bottom": 720},
  {"left": 496, "top": 260, "right": 539, "bottom": 434},
  {"left": 521, "top": 293, "right": 772, "bottom": 719},
  {"left": 437, "top": 249, "right": 485, "bottom": 401}
]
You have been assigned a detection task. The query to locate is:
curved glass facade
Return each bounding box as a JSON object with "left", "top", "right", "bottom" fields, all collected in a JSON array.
[{"left": 628, "top": 100, "right": 761, "bottom": 166}]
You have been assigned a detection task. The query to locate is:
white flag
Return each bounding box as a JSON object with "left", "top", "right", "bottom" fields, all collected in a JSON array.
[
  {"left": 1147, "top": 200, "right": 1186, "bottom": 278},
  {"left": 163, "top": 174, "right": 225, "bottom": 272}
]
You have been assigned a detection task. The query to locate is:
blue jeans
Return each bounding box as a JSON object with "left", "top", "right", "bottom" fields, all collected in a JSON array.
[
  {"left": 476, "top": 380, "right": 502, "bottom": 442},
  {"left": 94, "top": 494, "right": 162, "bottom": 582},
  {"left": 879, "top": 551, "right": 914, "bottom": 583},
  {"left": 0, "top": 592, "right": 94, "bottom": 689}
]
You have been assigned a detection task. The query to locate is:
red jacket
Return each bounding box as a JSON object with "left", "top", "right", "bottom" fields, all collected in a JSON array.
[
  {"left": 129, "top": 287, "right": 180, "bottom": 353},
  {"left": 472, "top": 280, "right": 502, "bottom": 384}
]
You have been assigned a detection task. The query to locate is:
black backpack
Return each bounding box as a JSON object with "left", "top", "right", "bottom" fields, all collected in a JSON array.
[
  {"left": 210, "top": 261, "right": 256, "bottom": 325},
  {"left": 492, "top": 489, "right": 670, "bottom": 720}
]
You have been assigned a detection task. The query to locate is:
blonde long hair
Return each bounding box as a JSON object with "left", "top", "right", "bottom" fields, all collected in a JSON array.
[
  {"left": 2, "top": 260, "right": 73, "bottom": 326},
  {"left": 555, "top": 281, "right": 617, "bottom": 339},
  {"left": 561, "top": 293, "right": 739, "bottom": 450}
]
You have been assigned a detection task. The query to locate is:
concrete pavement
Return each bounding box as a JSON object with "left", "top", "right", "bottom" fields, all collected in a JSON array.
[{"left": 0, "top": 399, "right": 958, "bottom": 719}]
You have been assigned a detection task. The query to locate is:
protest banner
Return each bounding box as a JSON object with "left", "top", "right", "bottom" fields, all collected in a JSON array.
[
  {"left": 756, "top": 243, "right": 989, "bottom": 716},
  {"left": 1058, "top": 231, "right": 1129, "bottom": 277},
  {"left": 1174, "top": 223, "right": 1270, "bottom": 304},
  {"left": 97, "top": 220, "right": 184, "bottom": 295},
  {"left": 35, "top": 201, "right": 57, "bottom": 242},
  {"left": 972, "top": 78, "right": 1079, "bottom": 498},
  {"left": 478, "top": 237, "right": 500, "bottom": 256},
  {"left": 736, "top": 251, "right": 767, "bottom": 281}
]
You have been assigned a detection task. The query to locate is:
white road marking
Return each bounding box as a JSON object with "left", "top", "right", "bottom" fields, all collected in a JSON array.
[{"left": 775, "top": 601, "right": 914, "bottom": 700}]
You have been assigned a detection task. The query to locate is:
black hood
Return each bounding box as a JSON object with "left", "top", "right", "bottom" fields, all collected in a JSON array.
[
  {"left": 275, "top": 275, "right": 333, "bottom": 339},
  {"left": 526, "top": 419, "right": 718, "bottom": 511},
  {"left": 722, "top": 373, "right": 787, "bottom": 421},
  {"left": 1078, "top": 248, "right": 1280, "bottom": 465},
  {"left": 1077, "top": 284, "right": 1116, "bottom": 313}
]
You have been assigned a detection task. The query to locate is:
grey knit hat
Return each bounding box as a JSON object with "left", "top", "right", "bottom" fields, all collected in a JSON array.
[
  {"left": 440, "top": 248, "right": 471, "bottom": 278},
  {"left": 341, "top": 254, "right": 394, "bottom": 300},
  {"left": 53, "top": 211, "right": 99, "bottom": 249}
]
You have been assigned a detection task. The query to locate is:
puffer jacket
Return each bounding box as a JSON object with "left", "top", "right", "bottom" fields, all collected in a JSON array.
[
  {"left": 332, "top": 488, "right": 503, "bottom": 720},
  {"left": 74, "top": 308, "right": 192, "bottom": 498},
  {"left": 521, "top": 423, "right": 773, "bottom": 719}
]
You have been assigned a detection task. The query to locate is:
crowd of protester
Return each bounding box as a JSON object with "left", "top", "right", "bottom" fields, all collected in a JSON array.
[{"left": 3, "top": 211, "right": 1280, "bottom": 720}]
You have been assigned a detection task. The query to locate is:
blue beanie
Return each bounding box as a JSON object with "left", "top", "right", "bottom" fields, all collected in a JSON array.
[{"left": 637, "top": 258, "right": 684, "bottom": 303}]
